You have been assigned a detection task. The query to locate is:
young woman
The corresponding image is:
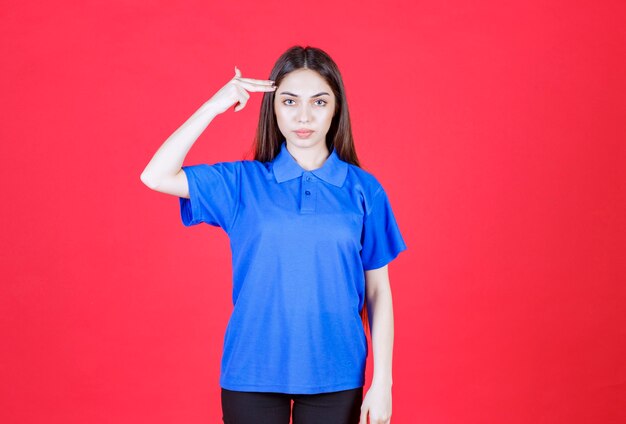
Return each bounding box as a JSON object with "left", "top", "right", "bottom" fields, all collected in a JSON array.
[{"left": 141, "top": 46, "right": 407, "bottom": 424}]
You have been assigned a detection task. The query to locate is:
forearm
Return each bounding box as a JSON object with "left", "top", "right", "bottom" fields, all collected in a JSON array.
[
  {"left": 367, "top": 286, "right": 394, "bottom": 388},
  {"left": 140, "top": 100, "right": 220, "bottom": 186}
]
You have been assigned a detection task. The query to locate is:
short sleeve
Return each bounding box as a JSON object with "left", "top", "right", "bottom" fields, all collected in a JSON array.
[
  {"left": 178, "top": 162, "right": 241, "bottom": 233},
  {"left": 360, "top": 187, "right": 408, "bottom": 271}
]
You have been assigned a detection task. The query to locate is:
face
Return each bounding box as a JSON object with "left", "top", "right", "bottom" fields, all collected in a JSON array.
[{"left": 273, "top": 68, "right": 336, "bottom": 151}]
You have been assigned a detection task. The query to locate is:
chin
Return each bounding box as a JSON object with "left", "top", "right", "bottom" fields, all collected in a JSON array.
[{"left": 288, "top": 138, "right": 324, "bottom": 148}]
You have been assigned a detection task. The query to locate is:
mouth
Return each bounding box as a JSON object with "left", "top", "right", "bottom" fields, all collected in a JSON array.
[{"left": 294, "top": 129, "right": 314, "bottom": 138}]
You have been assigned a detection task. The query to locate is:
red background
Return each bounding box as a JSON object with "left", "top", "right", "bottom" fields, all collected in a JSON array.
[{"left": 1, "top": 1, "right": 625, "bottom": 423}]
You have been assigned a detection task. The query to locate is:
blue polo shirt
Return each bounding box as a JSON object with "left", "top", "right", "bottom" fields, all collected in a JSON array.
[{"left": 179, "top": 140, "right": 407, "bottom": 394}]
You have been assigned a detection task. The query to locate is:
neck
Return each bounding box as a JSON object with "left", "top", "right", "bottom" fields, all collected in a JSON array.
[{"left": 286, "top": 142, "right": 330, "bottom": 171}]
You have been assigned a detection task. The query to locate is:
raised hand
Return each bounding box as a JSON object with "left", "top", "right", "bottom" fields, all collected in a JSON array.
[{"left": 206, "top": 66, "right": 276, "bottom": 115}]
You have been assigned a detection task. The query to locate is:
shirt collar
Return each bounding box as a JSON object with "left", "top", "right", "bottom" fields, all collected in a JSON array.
[{"left": 272, "top": 141, "right": 348, "bottom": 187}]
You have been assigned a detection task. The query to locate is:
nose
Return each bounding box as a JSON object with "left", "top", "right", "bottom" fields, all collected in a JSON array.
[{"left": 297, "top": 103, "right": 312, "bottom": 123}]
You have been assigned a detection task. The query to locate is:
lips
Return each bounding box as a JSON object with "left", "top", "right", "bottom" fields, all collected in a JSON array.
[{"left": 294, "top": 129, "right": 314, "bottom": 139}]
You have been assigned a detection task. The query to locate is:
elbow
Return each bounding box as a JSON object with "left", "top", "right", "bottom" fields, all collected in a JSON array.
[{"left": 140, "top": 172, "right": 160, "bottom": 190}]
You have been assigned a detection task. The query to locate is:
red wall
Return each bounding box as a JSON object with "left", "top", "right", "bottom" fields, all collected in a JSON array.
[{"left": 1, "top": 1, "right": 624, "bottom": 423}]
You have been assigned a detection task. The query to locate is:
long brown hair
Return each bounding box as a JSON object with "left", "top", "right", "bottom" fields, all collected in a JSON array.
[{"left": 250, "top": 45, "right": 371, "bottom": 337}]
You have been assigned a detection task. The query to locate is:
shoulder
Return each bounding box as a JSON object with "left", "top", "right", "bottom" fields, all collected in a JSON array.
[
  {"left": 182, "top": 160, "right": 271, "bottom": 187},
  {"left": 184, "top": 159, "right": 275, "bottom": 183},
  {"left": 344, "top": 164, "right": 389, "bottom": 216},
  {"left": 345, "top": 163, "right": 384, "bottom": 196},
  {"left": 194, "top": 159, "right": 270, "bottom": 174}
]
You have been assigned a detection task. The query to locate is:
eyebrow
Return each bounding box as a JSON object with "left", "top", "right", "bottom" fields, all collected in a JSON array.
[{"left": 278, "top": 91, "right": 331, "bottom": 98}]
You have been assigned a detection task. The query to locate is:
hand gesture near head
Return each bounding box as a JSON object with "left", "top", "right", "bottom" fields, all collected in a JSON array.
[
  {"left": 140, "top": 66, "right": 276, "bottom": 196},
  {"left": 207, "top": 66, "right": 276, "bottom": 115}
]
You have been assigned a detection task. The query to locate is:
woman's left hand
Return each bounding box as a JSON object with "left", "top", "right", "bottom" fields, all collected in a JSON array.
[{"left": 359, "top": 383, "right": 392, "bottom": 424}]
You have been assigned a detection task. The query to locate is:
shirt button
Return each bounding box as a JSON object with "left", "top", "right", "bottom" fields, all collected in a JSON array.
[
  {"left": 306, "top": 177, "right": 311, "bottom": 181},
  {"left": 305, "top": 190, "right": 311, "bottom": 195}
]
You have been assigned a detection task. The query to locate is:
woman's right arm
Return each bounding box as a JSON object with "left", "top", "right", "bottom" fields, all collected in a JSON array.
[{"left": 139, "top": 66, "right": 276, "bottom": 198}]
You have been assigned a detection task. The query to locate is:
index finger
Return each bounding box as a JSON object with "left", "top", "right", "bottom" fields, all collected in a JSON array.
[
  {"left": 234, "top": 76, "right": 275, "bottom": 86},
  {"left": 233, "top": 78, "right": 277, "bottom": 92}
]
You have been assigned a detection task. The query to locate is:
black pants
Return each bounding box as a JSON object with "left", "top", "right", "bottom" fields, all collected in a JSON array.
[{"left": 221, "top": 386, "right": 363, "bottom": 424}]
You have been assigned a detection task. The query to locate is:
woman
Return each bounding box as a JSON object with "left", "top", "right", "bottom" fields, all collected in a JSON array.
[{"left": 141, "top": 45, "right": 407, "bottom": 424}]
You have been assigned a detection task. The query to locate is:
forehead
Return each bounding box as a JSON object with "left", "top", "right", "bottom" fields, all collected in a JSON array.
[{"left": 278, "top": 69, "right": 332, "bottom": 95}]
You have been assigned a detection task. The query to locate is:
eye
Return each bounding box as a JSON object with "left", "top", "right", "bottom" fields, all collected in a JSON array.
[
  {"left": 314, "top": 99, "right": 328, "bottom": 106},
  {"left": 283, "top": 99, "right": 295, "bottom": 105}
]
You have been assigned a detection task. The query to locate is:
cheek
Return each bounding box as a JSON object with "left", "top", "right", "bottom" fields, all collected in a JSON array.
[
  {"left": 274, "top": 108, "right": 288, "bottom": 124},
  {"left": 321, "top": 108, "right": 335, "bottom": 123}
]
